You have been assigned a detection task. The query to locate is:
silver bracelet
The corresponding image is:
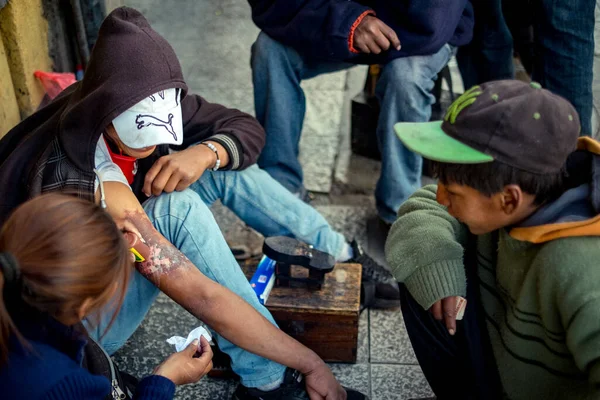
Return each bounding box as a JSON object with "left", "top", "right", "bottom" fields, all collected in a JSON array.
[{"left": 201, "top": 142, "right": 221, "bottom": 171}]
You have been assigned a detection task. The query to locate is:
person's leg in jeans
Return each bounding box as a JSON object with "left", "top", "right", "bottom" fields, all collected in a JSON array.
[
  {"left": 190, "top": 165, "right": 347, "bottom": 259},
  {"left": 532, "top": 0, "right": 595, "bottom": 136},
  {"left": 91, "top": 189, "right": 286, "bottom": 388},
  {"left": 251, "top": 32, "right": 352, "bottom": 194},
  {"left": 375, "top": 45, "right": 455, "bottom": 224},
  {"left": 456, "top": 0, "right": 515, "bottom": 89}
]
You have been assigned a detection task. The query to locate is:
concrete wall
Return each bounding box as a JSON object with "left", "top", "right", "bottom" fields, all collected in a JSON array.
[
  {"left": 0, "top": 0, "right": 52, "bottom": 131},
  {"left": 0, "top": 31, "right": 20, "bottom": 137}
]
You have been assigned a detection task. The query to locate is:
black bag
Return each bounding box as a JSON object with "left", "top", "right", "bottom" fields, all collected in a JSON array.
[{"left": 81, "top": 336, "right": 138, "bottom": 400}]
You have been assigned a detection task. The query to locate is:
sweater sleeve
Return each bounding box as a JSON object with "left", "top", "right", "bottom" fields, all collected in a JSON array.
[
  {"left": 175, "top": 94, "right": 266, "bottom": 170},
  {"left": 133, "top": 375, "right": 176, "bottom": 400},
  {"left": 42, "top": 370, "right": 111, "bottom": 400},
  {"left": 385, "top": 185, "right": 470, "bottom": 309},
  {"left": 249, "top": 0, "right": 372, "bottom": 60}
]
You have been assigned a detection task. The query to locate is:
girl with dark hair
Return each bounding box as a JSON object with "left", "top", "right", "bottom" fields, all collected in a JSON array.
[{"left": 0, "top": 194, "right": 212, "bottom": 399}]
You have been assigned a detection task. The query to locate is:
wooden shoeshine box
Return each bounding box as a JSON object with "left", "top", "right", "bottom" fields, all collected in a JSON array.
[{"left": 242, "top": 261, "right": 361, "bottom": 363}]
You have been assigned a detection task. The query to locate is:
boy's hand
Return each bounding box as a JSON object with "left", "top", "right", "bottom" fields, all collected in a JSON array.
[
  {"left": 430, "top": 296, "right": 459, "bottom": 335},
  {"left": 353, "top": 15, "right": 401, "bottom": 54},
  {"left": 303, "top": 360, "right": 347, "bottom": 400},
  {"left": 143, "top": 142, "right": 227, "bottom": 196}
]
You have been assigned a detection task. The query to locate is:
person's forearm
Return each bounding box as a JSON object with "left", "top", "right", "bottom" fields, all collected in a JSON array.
[
  {"left": 129, "top": 211, "right": 323, "bottom": 373},
  {"left": 171, "top": 267, "right": 323, "bottom": 373}
]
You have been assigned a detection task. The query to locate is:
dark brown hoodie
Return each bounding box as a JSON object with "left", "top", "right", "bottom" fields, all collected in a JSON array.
[{"left": 0, "top": 7, "right": 265, "bottom": 223}]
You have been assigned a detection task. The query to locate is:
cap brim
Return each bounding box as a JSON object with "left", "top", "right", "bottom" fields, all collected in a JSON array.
[
  {"left": 112, "top": 104, "right": 183, "bottom": 149},
  {"left": 394, "top": 121, "right": 494, "bottom": 164}
]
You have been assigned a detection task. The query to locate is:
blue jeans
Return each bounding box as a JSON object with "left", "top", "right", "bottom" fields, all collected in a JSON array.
[
  {"left": 252, "top": 32, "right": 454, "bottom": 224},
  {"left": 531, "top": 0, "right": 595, "bottom": 136},
  {"left": 458, "top": 0, "right": 595, "bottom": 136},
  {"left": 456, "top": 0, "right": 515, "bottom": 89},
  {"left": 90, "top": 165, "right": 346, "bottom": 387}
]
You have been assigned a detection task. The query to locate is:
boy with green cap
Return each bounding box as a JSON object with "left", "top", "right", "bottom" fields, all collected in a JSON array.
[{"left": 385, "top": 79, "right": 600, "bottom": 399}]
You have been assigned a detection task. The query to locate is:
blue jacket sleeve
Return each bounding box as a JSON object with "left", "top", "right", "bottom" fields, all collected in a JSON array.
[
  {"left": 249, "top": 0, "right": 372, "bottom": 60},
  {"left": 374, "top": 0, "right": 471, "bottom": 53}
]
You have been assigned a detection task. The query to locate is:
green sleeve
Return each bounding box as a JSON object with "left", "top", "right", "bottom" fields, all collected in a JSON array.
[{"left": 384, "top": 185, "right": 470, "bottom": 309}]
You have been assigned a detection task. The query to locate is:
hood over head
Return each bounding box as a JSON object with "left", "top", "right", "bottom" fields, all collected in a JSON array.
[{"left": 60, "top": 6, "right": 187, "bottom": 170}]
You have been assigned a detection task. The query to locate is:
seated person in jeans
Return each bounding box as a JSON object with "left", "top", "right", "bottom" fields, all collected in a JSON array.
[
  {"left": 0, "top": 194, "right": 213, "bottom": 399},
  {"left": 0, "top": 7, "right": 367, "bottom": 400},
  {"left": 386, "top": 80, "right": 600, "bottom": 399},
  {"left": 248, "top": 0, "right": 474, "bottom": 264}
]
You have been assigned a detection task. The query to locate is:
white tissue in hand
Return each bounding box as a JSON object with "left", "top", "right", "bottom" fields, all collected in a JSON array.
[{"left": 166, "top": 326, "right": 212, "bottom": 352}]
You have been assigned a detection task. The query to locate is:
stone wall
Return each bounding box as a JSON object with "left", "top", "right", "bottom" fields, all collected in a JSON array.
[
  {"left": 0, "top": 31, "right": 19, "bottom": 136},
  {"left": 0, "top": 0, "right": 52, "bottom": 137}
]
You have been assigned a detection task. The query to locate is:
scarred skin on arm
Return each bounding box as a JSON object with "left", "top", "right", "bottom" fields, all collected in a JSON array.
[{"left": 127, "top": 210, "right": 188, "bottom": 279}]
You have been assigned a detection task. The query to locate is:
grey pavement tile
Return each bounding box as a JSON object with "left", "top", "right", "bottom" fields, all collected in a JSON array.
[
  {"left": 113, "top": 355, "right": 235, "bottom": 400},
  {"left": 211, "top": 201, "right": 263, "bottom": 257},
  {"left": 112, "top": 355, "right": 163, "bottom": 378},
  {"left": 115, "top": 294, "right": 204, "bottom": 359},
  {"left": 211, "top": 0, "right": 253, "bottom": 19},
  {"left": 193, "top": 88, "right": 255, "bottom": 116},
  {"left": 137, "top": 10, "right": 259, "bottom": 90},
  {"left": 313, "top": 204, "right": 372, "bottom": 245},
  {"left": 328, "top": 363, "right": 371, "bottom": 398},
  {"left": 125, "top": 0, "right": 216, "bottom": 39},
  {"left": 369, "top": 309, "right": 418, "bottom": 365},
  {"left": 180, "top": 19, "right": 259, "bottom": 92},
  {"left": 357, "top": 309, "right": 369, "bottom": 363},
  {"left": 175, "top": 378, "right": 235, "bottom": 400},
  {"left": 371, "top": 365, "right": 433, "bottom": 400},
  {"left": 211, "top": 200, "right": 245, "bottom": 236}
]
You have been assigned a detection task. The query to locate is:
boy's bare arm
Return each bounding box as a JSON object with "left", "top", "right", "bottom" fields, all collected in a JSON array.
[{"left": 97, "top": 182, "right": 345, "bottom": 399}]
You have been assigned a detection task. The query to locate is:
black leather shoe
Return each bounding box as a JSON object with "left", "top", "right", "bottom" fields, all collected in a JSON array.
[{"left": 350, "top": 240, "right": 400, "bottom": 310}]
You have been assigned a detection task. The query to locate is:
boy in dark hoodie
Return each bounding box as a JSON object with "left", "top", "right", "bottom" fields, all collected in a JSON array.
[
  {"left": 386, "top": 80, "right": 600, "bottom": 399},
  {"left": 0, "top": 7, "right": 368, "bottom": 400}
]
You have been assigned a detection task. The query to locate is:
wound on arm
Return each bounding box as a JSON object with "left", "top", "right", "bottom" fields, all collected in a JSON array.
[{"left": 123, "top": 210, "right": 192, "bottom": 282}]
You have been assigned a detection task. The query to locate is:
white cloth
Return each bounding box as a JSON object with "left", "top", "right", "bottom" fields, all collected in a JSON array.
[
  {"left": 166, "top": 326, "right": 212, "bottom": 352},
  {"left": 94, "top": 137, "right": 130, "bottom": 192}
]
